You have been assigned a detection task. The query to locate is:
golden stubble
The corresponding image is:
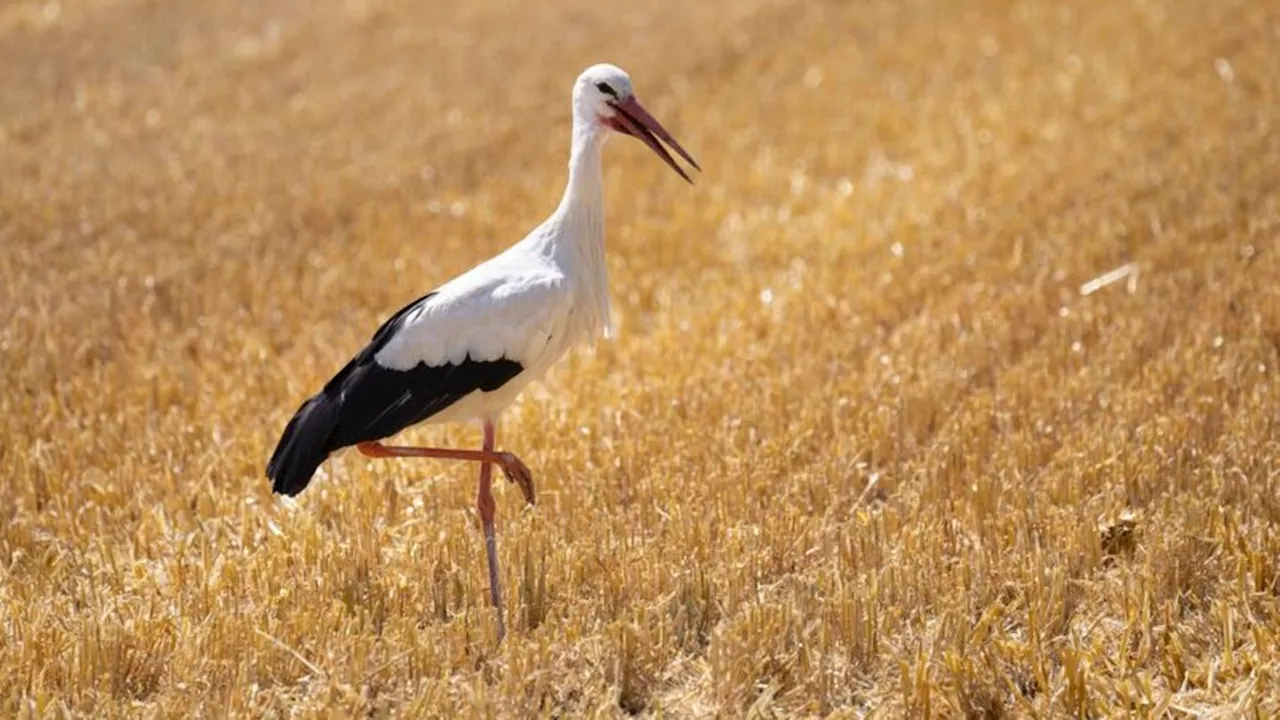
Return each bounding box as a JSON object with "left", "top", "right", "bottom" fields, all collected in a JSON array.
[{"left": 1, "top": 0, "right": 1278, "bottom": 715}]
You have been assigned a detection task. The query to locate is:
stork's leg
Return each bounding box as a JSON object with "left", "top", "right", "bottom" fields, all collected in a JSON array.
[
  {"left": 356, "top": 427, "right": 536, "bottom": 643},
  {"left": 356, "top": 441, "right": 536, "bottom": 505},
  {"left": 476, "top": 420, "right": 505, "bottom": 642}
]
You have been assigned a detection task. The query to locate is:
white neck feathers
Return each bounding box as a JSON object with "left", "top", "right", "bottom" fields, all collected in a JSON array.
[{"left": 546, "top": 120, "right": 613, "bottom": 340}]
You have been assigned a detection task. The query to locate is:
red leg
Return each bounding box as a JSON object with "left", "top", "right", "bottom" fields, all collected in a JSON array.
[
  {"left": 356, "top": 441, "right": 535, "bottom": 505},
  {"left": 356, "top": 423, "right": 537, "bottom": 643},
  {"left": 477, "top": 420, "right": 505, "bottom": 642}
]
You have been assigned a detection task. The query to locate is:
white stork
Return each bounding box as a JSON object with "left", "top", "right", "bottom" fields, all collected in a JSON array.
[{"left": 266, "top": 63, "right": 699, "bottom": 640}]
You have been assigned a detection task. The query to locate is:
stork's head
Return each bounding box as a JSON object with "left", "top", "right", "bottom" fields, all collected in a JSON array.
[{"left": 575, "top": 63, "right": 701, "bottom": 184}]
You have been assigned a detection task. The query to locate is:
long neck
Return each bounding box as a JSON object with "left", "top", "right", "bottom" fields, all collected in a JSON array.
[
  {"left": 549, "top": 120, "right": 613, "bottom": 339},
  {"left": 555, "top": 122, "right": 605, "bottom": 230}
]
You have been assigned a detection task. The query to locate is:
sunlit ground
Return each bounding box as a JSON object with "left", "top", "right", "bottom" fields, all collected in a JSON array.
[{"left": 1, "top": 0, "right": 1278, "bottom": 715}]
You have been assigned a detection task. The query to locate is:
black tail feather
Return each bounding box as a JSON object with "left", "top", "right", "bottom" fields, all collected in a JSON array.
[
  {"left": 266, "top": 393, "right": 342, "bottom": 496},
  {"left": 264, "top": 294, "right": 525, "bottom": 497}
]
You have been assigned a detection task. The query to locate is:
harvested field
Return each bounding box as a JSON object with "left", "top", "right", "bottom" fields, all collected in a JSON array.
[{"left": 1, "top": 0, "right": 1279, "bottom": 715}]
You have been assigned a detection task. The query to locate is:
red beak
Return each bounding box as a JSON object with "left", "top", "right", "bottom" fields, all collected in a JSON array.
[{"left": 605, "top": 95, "right": 701, "bottom": 184}]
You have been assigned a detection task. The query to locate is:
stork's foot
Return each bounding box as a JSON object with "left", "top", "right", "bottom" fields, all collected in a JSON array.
[
  {"left": 497, "top": 452, "right": 536, "bottom": 506},
  {"left": 356, "top": 440, "right": 535, "bottom": 506}
]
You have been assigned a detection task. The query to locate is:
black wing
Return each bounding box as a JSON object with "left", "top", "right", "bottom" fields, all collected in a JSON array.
[{"left": 265, "top": 292, "right": 523, "bottom": 496}]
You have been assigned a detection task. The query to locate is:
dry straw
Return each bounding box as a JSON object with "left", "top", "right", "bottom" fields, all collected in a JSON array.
[{"left": 1, "top": 0, "right": 1278, "bottom": 715}]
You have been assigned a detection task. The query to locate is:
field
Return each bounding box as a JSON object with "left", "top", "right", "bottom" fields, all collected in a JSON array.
[{"left": 2, "top": 0, "right": 1279, "bottom": 715}]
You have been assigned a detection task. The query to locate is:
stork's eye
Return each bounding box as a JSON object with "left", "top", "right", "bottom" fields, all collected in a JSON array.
[{"left": 595, "top": 82, "right": 618, "bottom": 98}]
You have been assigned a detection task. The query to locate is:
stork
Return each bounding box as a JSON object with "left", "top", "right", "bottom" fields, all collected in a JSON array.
[{"left": 266, "top": 64, "right": 699, "bottom": 641}]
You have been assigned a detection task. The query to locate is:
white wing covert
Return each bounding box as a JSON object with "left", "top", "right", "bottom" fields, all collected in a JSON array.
[{"left": 374, "top": 267, "right": 570, "bottom": 372}]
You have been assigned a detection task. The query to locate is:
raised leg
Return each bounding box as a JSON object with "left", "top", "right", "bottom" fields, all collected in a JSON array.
[
  {"left": 356, "top": 441, "right": 536, "bottom": 505},
  {"left": 476, "top": 420, "right": 505, "bottom": 642},
  {"left": 356, "top": 424, "right": 536, "bottom": 643}
]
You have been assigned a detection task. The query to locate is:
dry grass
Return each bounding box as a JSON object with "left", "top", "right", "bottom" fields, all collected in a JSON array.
[{"left": 2, "top": 0, "right": 1279, "bottom": 716}]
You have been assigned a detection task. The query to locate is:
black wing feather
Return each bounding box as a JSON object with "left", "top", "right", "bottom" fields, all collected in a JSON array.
[{"left": 266, "top": 292, "right": 524, "bottom": 496}]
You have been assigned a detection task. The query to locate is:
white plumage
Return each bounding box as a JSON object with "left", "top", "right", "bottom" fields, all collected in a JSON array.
[
  {"left": 266, "top": 63, "right": 699, "bottom": 641},
  {"left": 376, "top": 268, "right": 569, "bottom": 374},
  {"left": 374, "top": 268, "right": 569, "bottom": 423}
]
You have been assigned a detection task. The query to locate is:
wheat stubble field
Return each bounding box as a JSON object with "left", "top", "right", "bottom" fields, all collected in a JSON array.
[{"left": 2, "top": 0, "right": 1280, "bottom": 716}]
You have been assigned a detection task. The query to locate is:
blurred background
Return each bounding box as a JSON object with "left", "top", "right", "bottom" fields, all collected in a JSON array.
[{"left": 1, "top": 0, "right": 1278, "bottom": 715}]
